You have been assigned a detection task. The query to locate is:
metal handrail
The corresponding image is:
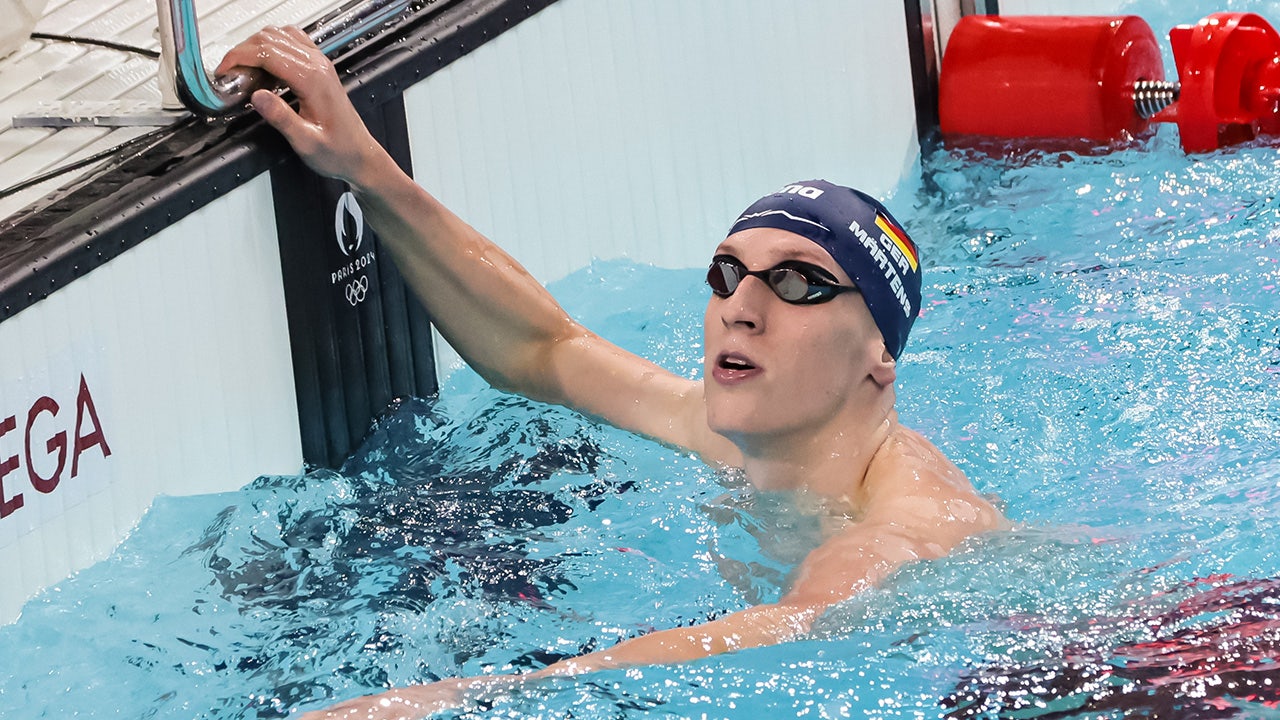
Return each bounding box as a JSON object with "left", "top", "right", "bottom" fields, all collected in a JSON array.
[{"left": 160, "top": 0, "right": 417, "bottom": 117}]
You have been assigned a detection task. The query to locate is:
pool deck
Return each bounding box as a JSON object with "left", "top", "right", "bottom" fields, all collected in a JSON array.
[{"left": 0, "top": 0, "right": 337, "bottom": 221}]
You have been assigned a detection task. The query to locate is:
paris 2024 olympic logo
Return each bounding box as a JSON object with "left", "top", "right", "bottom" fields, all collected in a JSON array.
[{"left": 332, "top": 191, "right": 376, "bottom": 307}]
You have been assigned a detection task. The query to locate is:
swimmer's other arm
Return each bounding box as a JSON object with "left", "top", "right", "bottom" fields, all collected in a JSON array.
[
  {"left": 217, "top": 28, "right": 737, "bottom": 466},
  {"left": 538, "top": 498, "right": 970, "bottom": 674},
  {"left": 296, "top": 507, "right": 980, "bottom": 719}
]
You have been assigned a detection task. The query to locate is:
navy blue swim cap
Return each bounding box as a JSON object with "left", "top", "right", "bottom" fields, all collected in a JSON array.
[{"left": 727, "top": 180, "right": 922, "bottom": 359}]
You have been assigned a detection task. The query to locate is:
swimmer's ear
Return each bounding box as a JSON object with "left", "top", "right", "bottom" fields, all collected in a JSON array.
[{"left": 871, "top": 344, "right": 897, "bottom": 387}]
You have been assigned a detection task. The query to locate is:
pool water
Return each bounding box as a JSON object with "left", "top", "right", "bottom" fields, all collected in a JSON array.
[{"left": 5, "top": 3, "right": 1280, "bottom": 717}]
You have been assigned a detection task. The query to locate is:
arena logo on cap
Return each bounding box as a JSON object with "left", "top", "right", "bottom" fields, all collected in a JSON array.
[{"left": 779, "top": 184, "right": 825, "bottom": 199}]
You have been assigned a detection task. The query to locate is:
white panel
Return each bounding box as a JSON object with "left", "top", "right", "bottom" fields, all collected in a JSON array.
[
  {"left": 997, "top": 0, "right": 1133, "bottom": 14},
  {"left": 935, "top": 1, "right": 1152, "bottom": 64},
  {"left": 0, "top": 172, "right": 302, "bottom": 623},
  {"left": 403, "top": 0, "right": 921, "bottom": 287}
]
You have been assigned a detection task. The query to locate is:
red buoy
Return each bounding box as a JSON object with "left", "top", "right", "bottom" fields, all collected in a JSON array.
[
  {"left": 1161, "top": 13, "right": 1280, "bottom": 152},
  {"left": 940, "top": 15, "right": 1165, "bottom": 143}
]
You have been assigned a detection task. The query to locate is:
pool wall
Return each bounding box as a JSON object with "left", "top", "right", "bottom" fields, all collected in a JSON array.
[
  {"left": 0, "top": 0, "right": 1126, "bottom": 623},
  {"left": 400, "top": 0, "right": 928, "bottom": 373},
  {"left": 0, "top": 175, "right": 303, "bottom": 622}
]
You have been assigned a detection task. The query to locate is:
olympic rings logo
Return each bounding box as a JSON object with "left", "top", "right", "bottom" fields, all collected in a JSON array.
[{"left": 345, "top": 275, "right": 369, "bottom": 306}]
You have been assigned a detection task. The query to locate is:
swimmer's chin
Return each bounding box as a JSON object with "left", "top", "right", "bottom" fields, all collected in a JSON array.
[{"left": 701, "top": 402, "right": 757, "bottom": 444}]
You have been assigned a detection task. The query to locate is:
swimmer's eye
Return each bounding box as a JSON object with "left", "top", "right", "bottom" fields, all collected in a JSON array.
[{"left": 706, "top": 255, "right": 859, "bottom": 304}]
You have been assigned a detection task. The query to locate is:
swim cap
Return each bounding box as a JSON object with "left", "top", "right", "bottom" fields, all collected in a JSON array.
[{"left": 727, "top": 180, "right": 922, "bottom": 359}]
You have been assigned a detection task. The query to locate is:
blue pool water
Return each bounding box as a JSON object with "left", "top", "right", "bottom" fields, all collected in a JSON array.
[{"left": 6, "top": 4, "right": 1280, "bottom": 717}]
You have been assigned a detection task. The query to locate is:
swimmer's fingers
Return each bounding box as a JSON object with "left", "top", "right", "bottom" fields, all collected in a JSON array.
[
  {"left": 217, "top": 26, "right": 383, "bottom": 183},
  {"left": 247, "top": 85, "right": 318, "bottom": 158},
  {"left": 215, "top": 26, "right": 321, "bottom": 84},
  {"left": 294, "top": 678, "right": 494, "bottom": 719}
]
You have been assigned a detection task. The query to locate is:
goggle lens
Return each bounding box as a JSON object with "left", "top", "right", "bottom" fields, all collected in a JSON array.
[{"left": 706, "top": 256, "right": 857, "bottom": 305}]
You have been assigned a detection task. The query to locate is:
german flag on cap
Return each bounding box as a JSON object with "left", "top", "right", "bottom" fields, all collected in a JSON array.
[{"left": 875, "top": 212, "right": 918, "bottom": 272}]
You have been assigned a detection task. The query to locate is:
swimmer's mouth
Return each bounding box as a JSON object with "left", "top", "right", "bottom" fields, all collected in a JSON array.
[{"left": 716, "top": 352, "right": 758, "bottom": 372}]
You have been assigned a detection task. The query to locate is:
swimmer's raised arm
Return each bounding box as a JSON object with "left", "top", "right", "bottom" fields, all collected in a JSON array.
[{"left": 217, "top": 28, "right": 737, "bottom": 465}]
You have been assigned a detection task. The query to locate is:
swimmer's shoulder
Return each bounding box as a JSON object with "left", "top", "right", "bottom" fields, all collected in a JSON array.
[
  {"left": 871, "top": 424, "right": 967, "bottom": 487},
  {"left": 864, "top": 424, "right": 1009, "bottom": 534}
]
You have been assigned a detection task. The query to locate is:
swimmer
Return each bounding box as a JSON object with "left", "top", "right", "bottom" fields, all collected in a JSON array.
[{"left": 217, "top": 26, "right": 1009, "bottom": 718}]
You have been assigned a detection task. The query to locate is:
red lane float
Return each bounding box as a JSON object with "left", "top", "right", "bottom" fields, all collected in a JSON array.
[
  {"left": 1160, "top": 13, "right": 1280, "bottom": 152},
  {"left": 940, "top": 15, "right": 1165, "bottom": 143},
  {"left": 939, "top": 12, "right": 1280, "bottom": 153}
]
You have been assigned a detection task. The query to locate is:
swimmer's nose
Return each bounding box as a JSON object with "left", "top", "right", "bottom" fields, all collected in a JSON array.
[{"left": 719, "top": 274, "right": 770, "bottom": 330}]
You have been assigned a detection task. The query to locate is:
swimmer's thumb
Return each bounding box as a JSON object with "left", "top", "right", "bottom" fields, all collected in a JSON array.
[{"left": 249, "top": 88, "right": 308, "bottom": 146}]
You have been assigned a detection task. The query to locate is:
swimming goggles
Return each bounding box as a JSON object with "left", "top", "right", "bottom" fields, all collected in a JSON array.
[{"left": 706, "top": 255, "right": 859, "bottom": 305}]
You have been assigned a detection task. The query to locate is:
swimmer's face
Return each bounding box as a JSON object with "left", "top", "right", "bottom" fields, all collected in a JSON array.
[{"left": 702, "top": 227, "right": 892, "bottom": 445}]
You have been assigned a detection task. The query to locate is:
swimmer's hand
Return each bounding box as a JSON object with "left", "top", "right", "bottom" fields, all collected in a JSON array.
[
  {"left": 216, "top": 26, "right": 389, "bottom": 186},
  {"left": 295, "top": 675, "right": 518, "bottom": 720}
]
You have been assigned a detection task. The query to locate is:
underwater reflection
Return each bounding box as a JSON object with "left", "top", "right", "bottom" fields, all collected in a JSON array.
[{"left": 944, "top": 576, "right": 1280, "bottom": 718}]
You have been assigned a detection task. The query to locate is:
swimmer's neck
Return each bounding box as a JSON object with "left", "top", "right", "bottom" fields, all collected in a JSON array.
[{"left": 736, "top": 405, "right": 899, "bottom": 503}]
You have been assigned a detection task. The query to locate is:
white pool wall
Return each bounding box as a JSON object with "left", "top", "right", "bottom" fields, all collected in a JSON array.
[
  {"left": 407, "top": 0, "right": 1137, "bottom": 374},
  {"left": 406, "top": 0, "right": 927, "bottom": 374},
  {"left": 0, "top": 174, "right": 303, "bottom": 623},
  {"left": 407, "top": 0, "right": 921, "bottom": 286},
  {"left": 999, "top": 0, "right": 1133, "bottom": 15}
]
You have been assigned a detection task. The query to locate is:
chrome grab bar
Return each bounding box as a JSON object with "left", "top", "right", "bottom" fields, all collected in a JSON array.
[{"left": 160, "top": 0, "right": 417, "bottom": 117}]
